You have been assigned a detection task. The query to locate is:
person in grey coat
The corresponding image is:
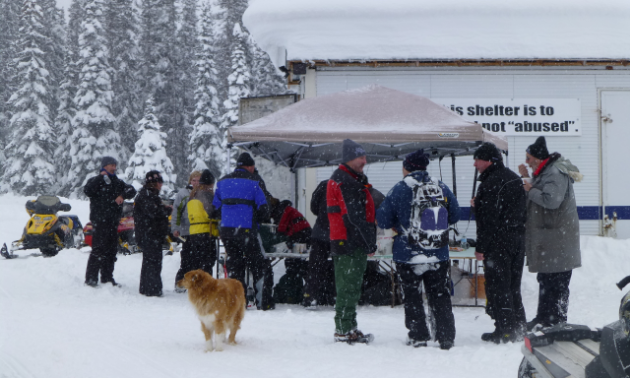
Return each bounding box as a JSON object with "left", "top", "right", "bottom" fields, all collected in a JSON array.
[
  {"left": 171, "top": 170, "right": 201, "bottom": 292},
  {"left": 518, "top": 137, "right": 582, "bottom": 331}
]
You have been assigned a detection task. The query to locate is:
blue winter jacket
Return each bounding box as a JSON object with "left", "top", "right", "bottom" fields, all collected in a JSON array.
[
  {"left": 212, "top": 168, "right": 269, "bottom": 231},
  {"left": 376, "top": 170, "right": 461, "bottom": 263}
]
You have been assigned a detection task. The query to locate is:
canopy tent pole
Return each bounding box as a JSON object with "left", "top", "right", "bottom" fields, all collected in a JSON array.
[{"left": 451, "top": 154, "right": 457, "bottom": 198}]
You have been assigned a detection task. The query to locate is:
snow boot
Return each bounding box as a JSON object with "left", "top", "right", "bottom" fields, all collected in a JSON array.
[
  {"left": 439, "top": 340, "right": 454, "bottom": 350},
  {"left": 481, "top": 329, "right": 518, "bottom": 344},
  {"left": 301, "top": 294, "right": 318, "bottom": 309},
  {"left": 334, "top": 330, "right": 374, "bottom": 345},
  {"left": 174, "top": 284, "right": 187, "bottom": 294},
  {"left": 526, "top": 318, "right": 548, "bottom": 332},
  {"left": 405, "top": 337, "right": 428, "bottom": 348}
]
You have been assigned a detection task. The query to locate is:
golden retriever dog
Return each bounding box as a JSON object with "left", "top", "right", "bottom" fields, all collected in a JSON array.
[{"left": 177, "top": 269, "right": 246, "bottom": 352}]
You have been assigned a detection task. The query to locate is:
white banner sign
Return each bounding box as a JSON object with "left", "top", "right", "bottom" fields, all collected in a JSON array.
[{"left": 432, "top": 98, "right": 581, "bottom": 136}]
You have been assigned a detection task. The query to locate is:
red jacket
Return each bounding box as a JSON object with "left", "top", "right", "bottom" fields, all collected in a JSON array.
[{"left": 326, "top": 164, "right": 378, "bottom": 256}]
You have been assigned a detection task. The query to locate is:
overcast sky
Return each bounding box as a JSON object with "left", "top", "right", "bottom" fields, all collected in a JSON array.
[{"left": 57, "top": 0, "right": 71, "bottom": 12}]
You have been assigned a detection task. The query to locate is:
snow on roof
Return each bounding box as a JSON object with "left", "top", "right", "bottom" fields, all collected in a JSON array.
[{"left": 243, "top": 0, "right": 630, "bottom": 67}]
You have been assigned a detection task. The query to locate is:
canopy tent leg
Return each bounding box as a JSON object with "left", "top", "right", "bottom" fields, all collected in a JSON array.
[{"left": 451, "top": 154, "right": 457, "bottom": 198}]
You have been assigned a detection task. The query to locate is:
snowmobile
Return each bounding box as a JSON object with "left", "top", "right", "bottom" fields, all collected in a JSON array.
[
  {"left": 1, "top": 196, "right": 84, "bottom": 258},
  {"left": 518, "top": 275, "right": 630, "bottom": 378},
  {"left": 83, "top": 200, "right": 178, "bottom": 255}
]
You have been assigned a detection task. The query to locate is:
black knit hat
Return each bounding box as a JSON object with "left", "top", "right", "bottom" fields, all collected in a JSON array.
[
  {"left": 199, "top": 169, "right": 215, "bottom": 185},
  {"left": 236, "top": 152, "right": 255, "bottom": 167},
  {"left": 342, "top": 139, "right": 367, "bottom": 162},
  {"left": 473, "top": 142, "right": 502, "bottom": 162},
  {"left": 403, "top": 149, "right": 430, "bottom": 172},
  {"left": 145, "top": 170, "right": 163, "bottom": 183},
  {"left": 526, "top": 136, "right": 550, "bottom": 160},
  {"left": 101, "top": 156, "right": 118, "bottom": 167}
]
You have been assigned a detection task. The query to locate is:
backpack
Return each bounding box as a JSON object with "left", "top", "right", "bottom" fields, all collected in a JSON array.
[
  {"left": 404, "top": 175, "right": 449, "bottom": 250},
  {"left": 176, "top": 195, "right": 189, "bottom": 226}
]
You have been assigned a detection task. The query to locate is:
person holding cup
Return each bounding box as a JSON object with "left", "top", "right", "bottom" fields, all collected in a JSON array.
[{"left": 518, "top": 136, "right": 582, "bottom": 331}]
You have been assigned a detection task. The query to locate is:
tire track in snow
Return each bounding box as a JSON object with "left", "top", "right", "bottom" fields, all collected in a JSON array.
[
  {"left": 0, "top": 353, "right": 37, "bottom": 378},
  {"left": 100, "top": 342, "right": 180, "bottom": 378}
]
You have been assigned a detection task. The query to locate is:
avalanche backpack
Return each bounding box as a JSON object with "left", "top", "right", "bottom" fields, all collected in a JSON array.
[{"left": 403, "top": 175, "right": 450, "bottom": 250}]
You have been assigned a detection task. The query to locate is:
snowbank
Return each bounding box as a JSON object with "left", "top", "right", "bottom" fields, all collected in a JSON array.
[
  {"left": 244, "top": 0, "right": 630, "bottom": 67},
  {"left": 0, "top": 193, "right": 628, "bottom": 378}
]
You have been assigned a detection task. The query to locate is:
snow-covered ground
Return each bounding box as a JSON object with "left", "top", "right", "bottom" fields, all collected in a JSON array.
[{"left": 0, "top": 193, "right": 628, "bottom": 378}]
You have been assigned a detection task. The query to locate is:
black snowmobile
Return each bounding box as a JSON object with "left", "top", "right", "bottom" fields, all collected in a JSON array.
[
  {"left": 518, "top": 275, "right": 630, "bottom": 378},
  {"left": 1, "top": 196, "right": 84, "bottom": 258}
]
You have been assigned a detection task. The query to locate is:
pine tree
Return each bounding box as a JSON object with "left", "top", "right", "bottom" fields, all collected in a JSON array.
[
  {"left": 249, "top": 37, "right": 287, "bottom": 97},
  {"left": 176, "top": 0, "right": 198, "bottom": 135},
  {"left": 106, "top": 0, "right": 141, "bottom": 165},
  {"left": 189, "top": 1, "right": 223, "bottom": 177},
  {"left": 40, "top": 0, "right": 66, "bottom": 125},
  {"left": 125, "top": 99, "right": 175, "bottom": 195},
  {"left": 0, "top": 0, "right": 22, "bottom": 155},
  {"left": 53, "top": 0, "right": 83, "bottom": 192},
  {"left": 66, "top": 0, "right": 121, "bottom": 198},
  {"left": 222, "top": 23, "right": 251, "bottom": 131},
  {"left": 1, "top": 0, "right": 57, "bottom": 195},
  {"left": 140, "top": 0, "right": 188, "bottom": 186}
]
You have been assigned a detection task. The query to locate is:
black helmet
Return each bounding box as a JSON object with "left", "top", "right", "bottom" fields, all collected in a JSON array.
[{"left": 199, "top": 169, "right": 215, "bottom": 186}]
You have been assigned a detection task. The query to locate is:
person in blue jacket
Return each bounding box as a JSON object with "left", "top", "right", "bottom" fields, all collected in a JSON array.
[
  {"left": 376, "top": 149, "right": 460, "bottom": 350},
  {"left": 213, "top": 152, "right": 274, "bottom": 310}
]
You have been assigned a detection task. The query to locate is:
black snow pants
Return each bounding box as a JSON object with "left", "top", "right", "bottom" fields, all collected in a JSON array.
[
  {"left": 397, "top": 261, "right": 455, "bottom": 344},
  {"left": 483, "top": 231, "right": 527, "bottom": 333},
  {"left": 536, "top": 270, "right": 572, "bottom": 326},
  {"left": 222, "top": 231, "right": 274, "bottom": 310},
  {"left": 303, "top": 238, "right": 331, "bottom": 303},
  {"left": 175, "top": 234, "right": 217, "bottom": 285},
  {"left": 139, "top": 241, "right": 163, "bottom": 296},
  {"left": 85, "top": 221, "right": 119, "bottom": 285}
]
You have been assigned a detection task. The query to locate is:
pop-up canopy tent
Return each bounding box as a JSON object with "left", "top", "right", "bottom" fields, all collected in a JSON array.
[{"left": 228, "top": 85, "right": 507, "bottom": 174}]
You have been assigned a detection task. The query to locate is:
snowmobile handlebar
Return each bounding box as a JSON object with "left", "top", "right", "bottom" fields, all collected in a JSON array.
[{"left": 617, "top": 275, "right": 630, "bottom": 291}]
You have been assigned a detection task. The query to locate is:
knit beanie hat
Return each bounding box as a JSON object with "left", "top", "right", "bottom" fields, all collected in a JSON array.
[
  {"left": 473, "top": 142, "right": 502, "bottom": 162},
  {"left": 526, "top": 136, "right": 550, "bottom": 160},
  {"left": 101, "top": 156, "right": 118, "bottom": 167},
  {"left": 199, "top": 169, "right": 215, "bottom": 185},
  {"left": 145, "top": 170, "right": 163, "bottom": 183},
  {"left": 403, "top": 149, "right": 430, "bottom": 172},
  {"left": 236, "top": 152, "right": 255, "bottom": 167},
  {"left": 342, "top": 139, "right": 366, "bottom": 162}
]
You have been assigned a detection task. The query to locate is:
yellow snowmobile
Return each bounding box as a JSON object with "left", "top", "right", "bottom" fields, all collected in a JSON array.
[{"left": 1, "top": 196, "right": 84, "bottom": 258}]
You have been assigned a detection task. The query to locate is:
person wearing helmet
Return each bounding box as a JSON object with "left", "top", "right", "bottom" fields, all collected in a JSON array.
[{"left": 134, "top": 171, "right": 172, "bottom": 297}]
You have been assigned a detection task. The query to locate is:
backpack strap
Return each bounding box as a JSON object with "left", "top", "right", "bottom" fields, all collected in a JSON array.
[{"left": 176, "top": 195, "right": 190, "bottom": 226}]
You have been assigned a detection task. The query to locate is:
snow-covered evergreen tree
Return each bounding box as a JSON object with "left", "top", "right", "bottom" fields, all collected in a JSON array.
[
  {"left": 126, "top": 99, "right": 175, "bottom": 194},
  {"left": 189, "top": 1, "right": 223, "bottom": 177},
  {"left": 0, "top": 0, "right": 22, "bottom": 156},
  {"left": 106, "top": 0, "right": 141, "bottom": 164},
  {"left": 176, "top": 0, "right": 198, "bottom": 131},
  {"left": 140, "top": 0, "right": 188, "bottom": 186},
  {"left": 40, "top": 0, "right": 66, "bottom": 126},
  {"left": 249, "top": 37, "right": 287, "bottom": 97},
  {"left": 53, "top": 0, "right": 83, "bottom": 192},
  {"left": 65, "top": 0, "right": 121, "bottom": 198},
  {"left": 221, "top": 23, "right": 251, "bottom": 131},
  {"left": 1, "top": 0, "right": 57, "bottom": 195}
]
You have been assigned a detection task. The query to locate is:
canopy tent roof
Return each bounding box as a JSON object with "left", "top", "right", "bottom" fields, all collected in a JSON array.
[
  {"left": 228, "top": 85, "right": 507, "bottom": 170},
  {"left": 243, "top": 0, "right": 630, "bottom": 67}
]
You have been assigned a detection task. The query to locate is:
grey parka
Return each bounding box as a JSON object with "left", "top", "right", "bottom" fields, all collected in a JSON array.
[{"left": 525, "top": 153, "right": 582, "bottom": 273}]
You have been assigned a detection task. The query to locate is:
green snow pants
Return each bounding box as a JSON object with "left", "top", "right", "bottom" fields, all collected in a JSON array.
[{"left": 333, "top": 248, "right": 368, "bottom": 334}]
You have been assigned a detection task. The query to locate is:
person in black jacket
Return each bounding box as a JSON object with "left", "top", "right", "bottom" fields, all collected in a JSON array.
[
  {"left": 472, "top": 143, "right": 527, "bottom": 343},
  {"left": 134, "top": 171, "right": 172, "bottom": 297},
  {"left": 302, "top": 180, "right": 331, "bottom": 307},
  {"left": 84, "top": 156, "right": 137, "bottom": 287}
]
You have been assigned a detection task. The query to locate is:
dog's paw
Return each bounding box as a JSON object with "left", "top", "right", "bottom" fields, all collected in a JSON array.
[
  {"left": 228, "top": 340, "right": 237, "bottom": 345},
  {"left": 214, "top": 346, "right": 224, "bottom": 352}
]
